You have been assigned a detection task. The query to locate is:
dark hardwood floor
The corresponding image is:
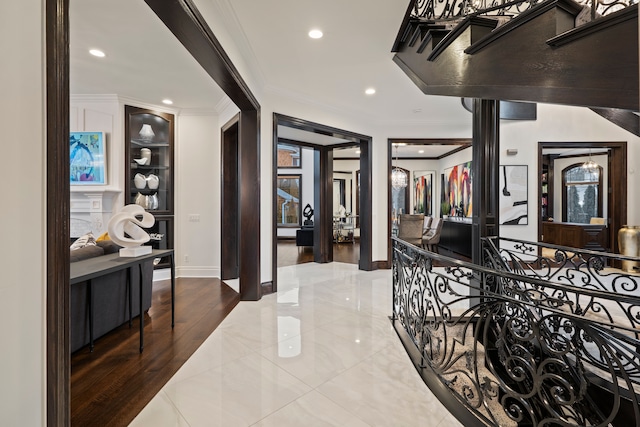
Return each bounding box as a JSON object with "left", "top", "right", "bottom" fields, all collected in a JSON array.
[
  {"left": 277, "top": 240, "right": 360, "bottom": 267},
  {"left": 70, "top": 277, "right": 240, "bottom": 427}
]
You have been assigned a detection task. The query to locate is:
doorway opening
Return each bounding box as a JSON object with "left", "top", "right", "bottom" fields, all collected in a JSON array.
[
  {"left": 537, "top": 141, "right": 627, "bottom": 254},
  {"left": 272, "top": 113, "right": 373, "bottom": 293}
]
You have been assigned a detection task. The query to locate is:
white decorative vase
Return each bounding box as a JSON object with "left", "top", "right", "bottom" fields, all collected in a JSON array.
[
  {"left": 135, "top": 192, "right": 147, "bottom": 209},
  {"left": 147, "top": 193, "right": 159, "bottom": 210},
  {"left": 147, "top": 174, "right": 159, "bottom": 190},
  {"left": 140, "top": 148, "right": 152, "bottom": 165},
  {"left": 134, "top": 173, "right": 147, "bottom": 189}
]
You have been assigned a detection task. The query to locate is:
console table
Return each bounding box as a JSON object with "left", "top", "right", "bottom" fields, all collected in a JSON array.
[{"left": 70, "top": 248, "right": 175, "bottom": 352}]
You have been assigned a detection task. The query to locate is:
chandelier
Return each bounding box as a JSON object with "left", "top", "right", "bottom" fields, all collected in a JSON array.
[
  {"left": 582, "top": 150, "right": 598, "bottom": 170},
  {"left": 391, "top": 144, "right": 407, "bottom": 188}
]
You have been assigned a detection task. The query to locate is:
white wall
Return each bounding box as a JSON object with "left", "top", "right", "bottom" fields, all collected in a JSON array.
[
  {"left": 0, "top": 2, "right": 45, "bottom": 425},
  {"left": 175, "top": 112, "right": 221, "bottom": 277},
  {"left": 500, "top": 103, "right": 640, "bottom": 242}
]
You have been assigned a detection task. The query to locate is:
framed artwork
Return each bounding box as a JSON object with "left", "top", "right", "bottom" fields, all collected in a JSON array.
[
  {"left": 70, "top": 131, "right": 106, "bottom": 185},
  {"left": 442, "top": 161, "right": 472, "bottom": 217},
  {"left": 413, "top": 171, "right": 434, "bottom": 216},
  {"left": 499, "top": 165, "right": 528, "bottom": 225},
  {"left": 277, "top": 143, "right": 301, "bottom": 168},
  {"left": 276, "top": 174, "right": 301, "bottom": 227}
]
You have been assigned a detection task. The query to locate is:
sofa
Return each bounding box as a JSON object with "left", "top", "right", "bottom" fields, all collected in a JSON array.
[{"left": 70, "top": 239, "right": 154, "bottom": 353}]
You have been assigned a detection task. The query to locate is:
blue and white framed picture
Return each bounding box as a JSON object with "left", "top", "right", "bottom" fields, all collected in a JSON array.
[{"left": 70, "top": 131, "right": 106, "bottom": 185}]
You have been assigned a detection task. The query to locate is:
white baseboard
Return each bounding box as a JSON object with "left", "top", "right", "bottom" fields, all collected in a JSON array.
[{"left": 152, "top": 266, "right": 221, "bottom": 282}]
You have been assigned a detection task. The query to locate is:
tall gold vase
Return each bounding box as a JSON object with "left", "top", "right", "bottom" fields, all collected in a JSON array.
[{"left": 618, "top": 225, "right": 640, "bottom": 273}]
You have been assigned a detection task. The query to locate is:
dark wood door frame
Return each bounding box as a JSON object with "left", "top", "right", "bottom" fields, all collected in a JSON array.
[
  {"left": 538, "top": 141, "right": 627, "bottom": 254},
  {"left": 386, "top": 138, "right": 472, "bottom": 266},
  {"left": 46, "top": 0, "right": 261, "bottom": 424},
  {"left": 221, "top": 116, "right": 240, "bottom": 280},
  {"left": 272, "top": 113, "right": 374, "bottom": 292}
]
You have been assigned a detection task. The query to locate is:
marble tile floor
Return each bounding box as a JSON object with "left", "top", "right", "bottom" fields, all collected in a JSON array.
[{"left": 130, "top": 262, "right": 463, "bottom": 427}]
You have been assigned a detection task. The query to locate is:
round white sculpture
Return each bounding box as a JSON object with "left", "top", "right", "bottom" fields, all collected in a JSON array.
[{"left": 107, "top": 204, "right": 155, "bottom": 256}]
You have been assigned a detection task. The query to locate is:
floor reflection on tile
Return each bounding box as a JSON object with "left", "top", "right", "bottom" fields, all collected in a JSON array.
[{"left": 130, "top": 262, "right": 463, "bottom": 427}]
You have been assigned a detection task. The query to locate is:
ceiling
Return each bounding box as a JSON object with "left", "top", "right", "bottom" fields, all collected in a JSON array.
[{"left": 70, "top": 0, "right": 471, "bottom": 149}]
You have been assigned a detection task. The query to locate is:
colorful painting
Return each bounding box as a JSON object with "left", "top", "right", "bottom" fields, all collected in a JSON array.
[
  {"left": 70, "top": 131, "right": 106, "bottom": 185},
  {"left": 413, "top": 171, "right": 434, "bottom": 216},
  {"left": 499, "top": 165, "right": 528, "bottom": 225},
  {"left": 441, "top": 161, "right": 472, "bottom": 217}
]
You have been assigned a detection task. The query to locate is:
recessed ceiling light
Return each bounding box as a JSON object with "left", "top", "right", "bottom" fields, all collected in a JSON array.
[
  {"left": 355, "top": 150, "right": 361, "bottom": 154},
  {"left": 162, "top": 99, "right": 173, "bottom": 105},
  {"left": 418, "top": 150, "right": 425, "bottom": 154},
  {"left": 308, "top": 29, "right": 323, "bottom": 39},
  {"left": 89, "top": 49, "right": 105, "bottom": 58},
  {"left": 365, "top": 88, "right": 376, "bottom": 95}
]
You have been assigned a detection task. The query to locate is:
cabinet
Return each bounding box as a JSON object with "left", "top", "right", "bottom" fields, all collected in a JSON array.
[{"left": 124, "top": 105, "right": 174, "bottom": 268}]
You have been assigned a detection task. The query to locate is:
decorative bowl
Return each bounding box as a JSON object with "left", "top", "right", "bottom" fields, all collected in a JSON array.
[{"left": 134, "top": 158, "right": 147, "bottom": 165}]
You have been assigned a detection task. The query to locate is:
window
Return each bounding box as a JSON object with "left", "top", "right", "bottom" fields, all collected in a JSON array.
[
  {"left": 562, "top": 163, "right": 602, "bottom": 224},
  {"left": 277, "top": 143, "right": 301, "bottom": 167},
  {"left": 276, "top": 175, "right": 301, "bottom": 227}
]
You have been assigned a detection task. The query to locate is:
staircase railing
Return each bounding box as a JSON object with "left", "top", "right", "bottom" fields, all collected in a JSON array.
[
  {"left": 407, "top": 0, "right": 634, "bottom": 22},
  {"left": 391, "top": 236, "right": 640, "bottom": 426}
]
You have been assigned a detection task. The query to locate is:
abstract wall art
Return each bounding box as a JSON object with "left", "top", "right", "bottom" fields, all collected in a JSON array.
[
  {"left": 441, "top": 161, "right": 472, "bottom": 217},
  {"left": 499, "top": 165, "right": 528, "bottom": 225}
]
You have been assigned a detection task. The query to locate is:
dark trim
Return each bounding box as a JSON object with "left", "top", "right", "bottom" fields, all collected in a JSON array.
[
  {"left": 261, "top": 281, "right": 274, "bottom": 295},
  {"left": 314, "top": 148, "right": 334, "bottom": 263},
  {"left": 334, "top": 156, "right": 361, "bottom": 161},
  {"left": 146, "top": 0, "right": 261, "bottom": 300},
  {"left": 466, "top": 0, "right": 583, "bottom": 54},
  {"left": 277, "top": 137, "right": 321, "bottom": 150},
  {"left": 238, "top": 110, "right": 261, "bottom": 300},
  {"left": 143, "top": 0, "right": 259, "bottom": 111},
  {"left": 590, "top": 108, "right": 640, "bottom": 137},
  {"left": 538, "top": 141, "right": 627, "bottom": 257},
  {"left": 373, "top": 260, "right": 391, "bottom": 270},
  {"left": 221, "top": 115, "right": 240, "bottom": 280},
  {"left": 273, "top": 113, "right": 374, "bottom": 274},
  {"left": 428, "top": 16, "right": 498, "bottom": 61},
  {"left": 358, "top": 138, "right": 374, "bottom": 270},
  {"left": 272, "top": 116, "right": 279, "bottom": 293},
  {"left": 547, "top": 3, "right": 638, "bottom": 47},
  {"left": 387, "top": 138, "right": 472, "bottom": 265},
  {"left": 47, "top": 0, "right": 70, "bottom": 424},
  {"left": 275, "top": 113, "right": 370, "bottom": 142}
]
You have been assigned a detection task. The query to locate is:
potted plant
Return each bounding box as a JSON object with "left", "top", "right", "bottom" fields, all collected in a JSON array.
[{"left": 441, "top": 201, "right": 451, "bottom": 217}]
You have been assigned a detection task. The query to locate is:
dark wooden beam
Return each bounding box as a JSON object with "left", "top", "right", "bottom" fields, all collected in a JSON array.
[
  {"left": 221, "top": 116, "right": 239, "bottom": 280},
  {"left": 471, "top": 99, "right": 500, "bottom": 265},
  {"left": 144, "top": 0, "right": 259, "bottom": 111},
  {"left": 314, "top": 148, "right": 334, "bottom": 263},
  {"left": 358, "top": 138, "right": 374, "bottom": 270},
  {"left": 46, "top": 0, "right": 70, "bottom": 424},
  {"left": 238, "top": 110, "right": 261, "bottom": 300}
]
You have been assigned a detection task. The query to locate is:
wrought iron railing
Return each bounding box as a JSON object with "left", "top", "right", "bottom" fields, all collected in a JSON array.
[
  {"left": 392, "top": 236, "right": 640, "bottom": 426},
  {"left": 408, "top": 0, "right": 635, "bottom": 22}
]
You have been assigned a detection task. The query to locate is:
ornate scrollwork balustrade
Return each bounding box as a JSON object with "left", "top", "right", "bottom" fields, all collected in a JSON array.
[
  {"left": 392, "top": 236, "right": 640, "bottom": 426},
  {"left": 406, "top": 0, "right": 635, "bottom": 25}
]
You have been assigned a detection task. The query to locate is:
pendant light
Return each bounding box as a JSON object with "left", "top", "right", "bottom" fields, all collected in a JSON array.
[
  {"left": 582, "top": 149, "right": 598, "bottom": 170},
  {"left": 391, "top": 144, "right": 408, "bottom": 189}
]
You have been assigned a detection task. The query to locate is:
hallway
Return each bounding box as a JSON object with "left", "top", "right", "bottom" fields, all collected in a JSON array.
[{"left": 130, "top": 263, "right": 462, "bottom": 426}]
